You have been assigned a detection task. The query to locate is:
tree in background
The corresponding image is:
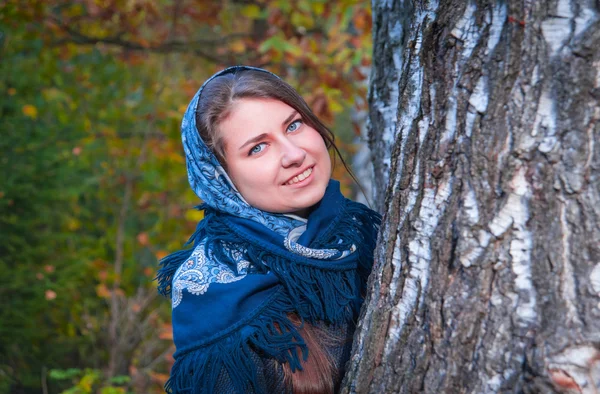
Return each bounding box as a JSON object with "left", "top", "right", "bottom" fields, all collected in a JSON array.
[
  {"left": 343, "top": 0, "right": 600, "bottom": 393},
  {"left": 0, "top": 1, "right": 372, "bottom": 393}
]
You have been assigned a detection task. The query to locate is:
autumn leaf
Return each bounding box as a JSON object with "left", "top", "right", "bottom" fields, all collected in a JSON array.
[
  {"left": 185, "top": 209, "right": 204, "bottom": 222},
  {"left": 155, "top": 250, "right": 169, "bottom": 260},
  {"left": 96, "top": 284, "right": 111, "bottom": 298},
  {"left": 137, "top": 232, "right": 149, "bottom": 246},
  {"left": 159, "top": 323, "right": 173, "bottom": 340},
  {"left": 22, "top": 104, "right": 38, "bottom": 119}
]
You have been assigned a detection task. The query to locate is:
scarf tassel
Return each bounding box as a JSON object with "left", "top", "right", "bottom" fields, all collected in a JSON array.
[{"left": 164, "top": 294, "right": 307, "bottom": 394}]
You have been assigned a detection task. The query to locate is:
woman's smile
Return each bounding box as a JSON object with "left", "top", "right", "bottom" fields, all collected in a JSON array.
[{"left": 284, "top": 166, "right": 314, "bottom": 186}]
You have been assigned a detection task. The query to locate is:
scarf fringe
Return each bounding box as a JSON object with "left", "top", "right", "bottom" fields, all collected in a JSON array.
[
  {"left": 165, "top": 293, "right": 307, "bottom": 394},
  {"left": 336, "top": 200, "right": 382, "bottom": 294},
  {"left": 265, "top": 201, "right": 381, "bottom": 323},
  {"left": 203, "top": 200, "right": 381, "bottom": 325}
]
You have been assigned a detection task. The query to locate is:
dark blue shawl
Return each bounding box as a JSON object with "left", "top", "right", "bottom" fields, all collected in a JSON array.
[{"left": 157, "top": 66, "right": 380, "bottom": 394}]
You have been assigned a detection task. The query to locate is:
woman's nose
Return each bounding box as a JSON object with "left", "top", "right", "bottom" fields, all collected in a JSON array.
[{"left": 281, "top": 140, "right": 306, "bottom": 168}]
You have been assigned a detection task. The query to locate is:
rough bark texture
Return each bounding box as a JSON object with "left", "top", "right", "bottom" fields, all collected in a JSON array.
[{"left": 342, "top": 0, "right": 600, "bottom": 393}]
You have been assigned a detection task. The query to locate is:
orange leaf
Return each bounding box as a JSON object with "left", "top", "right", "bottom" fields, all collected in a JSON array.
[
  {"left": 22, "top": 105, "right": 38, "bottom": 119},
  {"left": 137, "top": 232, "right": 150, "bottom": 246},
  {"left": 96, "top": 283, "right": 111, "bottom": 298},
  {"left": 159, "top": 323, "right": 173, "bottom": 340},
  {"left": 155, "top": 250, "right": 168, "bottom": 260}
]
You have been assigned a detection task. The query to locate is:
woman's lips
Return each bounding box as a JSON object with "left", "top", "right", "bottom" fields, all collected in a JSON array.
[{"left": 285, "top": 166, "right": 314, "bottom": 186}]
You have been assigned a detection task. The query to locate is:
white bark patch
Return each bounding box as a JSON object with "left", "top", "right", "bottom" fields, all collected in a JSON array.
[
  {"left": 541, "top": 0, "right": 574, "bottom": 56},
  {"left": 382, "top": 4, "right": 440, "bottom": 358},
  {"left": 533, "top": 88, "right": 558, "bottom": 153},
  {"left": 373, "top": 84, "right": 400, "bottom": 179},
  {"left": 559, "top": 196, "right": 582, "bottom": 325},
  {"left": 469, "top": 77, "right": 489, "bottom": 114},
  {"left": 371, "top": 17, "right": 405, "bottom": 190},
  {"left": 548, "top": 345, "right": 600, "bottom": 394},
  {"left": 442, "top": 96, "right": 458, "bottom": 145},
  {"left": 486, "top": 2, "right": 507, "bottom": 56},
  {"left": 451, "top": 1, "right": 479, "bottom": 60},
  {"left": 392, "top": 16, "right": 426, "bottom": 192},
  {"left": 442, "top": 1, "right": 481, "bottom": 147},
  {"left": 463, "top": 181, "right": 480, "bottom": 225},
  {"left": 389, "top": 234, "right": 403, "bottom": 300},
  {"left": 459, "top": 228, "right": 491, "bottom": 268},
  {"left": 484, "top": 320, "right": 514, "bottom": 393},
  {"left": 585, "top": 71, "right": 599, "bottom": 173},
  {"left": 466, "top": 77, "right": 489, "bottom": 137},
  {"left": 488, "top": 202, "right": 514, "bottom": 238},
  {"left": 464, "top": 110, "right": 477, "bottom": 138},
  {"left": 507, "top": 167, "right": 537, "bottom": 326},
  {"left": 389, "top": 116, "right": 431, "bottom": 299},
  {"left": 590, "top": 263, "right": 600, "bottom": 295},
  {"left": 386, "top": 174, "right": 453, "bottom": 357},
  {"left": 574, "top": 1, "right": 598, "bottom": 36}
]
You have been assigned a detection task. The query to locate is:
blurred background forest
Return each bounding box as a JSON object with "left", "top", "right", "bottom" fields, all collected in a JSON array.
[{"left": 0, "top": 1, "right": 372, "bottom": 393}]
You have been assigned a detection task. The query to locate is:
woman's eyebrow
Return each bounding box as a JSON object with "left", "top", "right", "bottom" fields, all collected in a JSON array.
[
  {"left": 239, "top": 133, "right": 269, "bottom": 151},
  {"left": 238, "top": 111, "right": 299, "bottom": 151},
  {"left": 282, "top": 110, "right": 298, "bottom": 127}
]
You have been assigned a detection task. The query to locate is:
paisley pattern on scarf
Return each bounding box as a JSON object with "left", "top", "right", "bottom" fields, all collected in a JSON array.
[
  {"left": 283, "top": 225, "right": 340, "bottom": 259},
  {"left": 171, "top": 243, "right": 248, "bottom": 308}
]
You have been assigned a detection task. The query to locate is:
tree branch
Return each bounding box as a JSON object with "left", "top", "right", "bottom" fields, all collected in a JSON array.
[{"left": 47, "top": 16, "right": 246, "bottom": 64}]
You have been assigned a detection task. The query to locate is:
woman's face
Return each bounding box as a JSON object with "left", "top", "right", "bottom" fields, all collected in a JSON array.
[{"left": 220, "top": 98, "right": 332, "bottom": 217}]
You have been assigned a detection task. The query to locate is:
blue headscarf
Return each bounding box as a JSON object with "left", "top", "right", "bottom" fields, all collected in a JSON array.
[{"left": 157, "top": 66, "right": 380, "bottom": 394}]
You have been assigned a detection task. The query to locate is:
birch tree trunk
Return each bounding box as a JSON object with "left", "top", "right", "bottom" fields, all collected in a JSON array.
[{"left": 342, "top": 0, "right": 600, "bottom": 393}]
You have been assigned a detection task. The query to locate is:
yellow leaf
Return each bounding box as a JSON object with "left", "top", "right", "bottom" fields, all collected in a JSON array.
[
  {"left": 83, "top": 117, "right": 91, "bottom": 131},
  {"left": 22, "top": 105, "right": 38, "bottom": 119},
  {"left": 329, "top": 99, "right": 344, "bottom": 113},
  {"left": 312, "top": 2, "right": 325, "bottom": 15},
  {"left": 8, "top": 88, "right": 16, "bottom": 96},
  {"left": 241, "top": 4, "right": 261, "bottom": 18},
  {"left": 185, "top": 209, "right": 204, "bottom": 222},
  {"left": 67, "top": 218, "right": 81, "bottom": 231},
  {"left": 230, "top": 40, "right": 246, "bottom": 53}
]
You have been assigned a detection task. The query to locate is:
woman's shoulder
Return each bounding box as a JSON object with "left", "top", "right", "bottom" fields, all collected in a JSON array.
[{"left": 172, "top": 242, "right": 281, "bottom": 338}]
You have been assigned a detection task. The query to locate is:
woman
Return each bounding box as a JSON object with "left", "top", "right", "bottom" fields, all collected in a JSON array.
[{"left": 157, "top": 66, "right": 380, "bottom": 394}]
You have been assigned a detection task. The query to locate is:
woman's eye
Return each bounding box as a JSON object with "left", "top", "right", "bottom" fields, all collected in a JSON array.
[
  {"left": 249, "top": 143, "right": 266, "bottom": 156},
  {"left": 287, "top": 119, "right": 303, "bottom": 132}
]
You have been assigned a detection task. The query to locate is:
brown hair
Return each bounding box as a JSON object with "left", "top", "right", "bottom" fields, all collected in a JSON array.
[
  {"left": 194, "top": 69, "right": 346, "bottom": 393},
  {"left": 282, "top": 314, "right": 341, "bottom": 394}
]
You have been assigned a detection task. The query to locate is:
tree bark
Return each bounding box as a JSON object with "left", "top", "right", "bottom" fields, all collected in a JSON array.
[{"left": 342, "top": 0, "right": 600, "bottom": 393}]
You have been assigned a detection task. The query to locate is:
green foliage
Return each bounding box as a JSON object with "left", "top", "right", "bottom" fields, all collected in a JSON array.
[{"left": 50, "top": 368, "right": 130, "bottom": 394}]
